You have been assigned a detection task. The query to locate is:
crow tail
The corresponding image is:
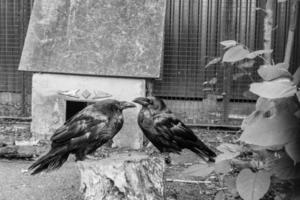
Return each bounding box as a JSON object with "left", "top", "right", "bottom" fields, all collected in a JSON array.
[
  {"left": 191, "top": 141, "right": 217, "bottom": 162},
  {"left": 28, "top": 147, "right": 70, "bottom": 175}
]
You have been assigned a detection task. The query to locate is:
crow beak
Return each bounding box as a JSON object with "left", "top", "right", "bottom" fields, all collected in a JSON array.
[
  {"left": 120, "top": 101, "right": 136, "bottom": 110},
  {"left": 132, "top": 97, "right": 150, "bottom": 106}
]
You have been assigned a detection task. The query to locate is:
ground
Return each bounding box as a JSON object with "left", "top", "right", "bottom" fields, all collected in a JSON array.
[
  {"left": 0, "top": 160, "right": 83, "bottom": 200},
  {"left": 0, "top": 129, "right": 238, "bottom": 200}
]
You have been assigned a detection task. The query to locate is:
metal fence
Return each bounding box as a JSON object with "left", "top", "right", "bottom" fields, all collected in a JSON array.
[
  {"left": 0, "top": 0, "right": 33, "bottom": 117},
  {"left": 0, "top": 0, "right": 299, "bottom": 124},
  {"left": 153, "top": 0, "right": 297, "bottom": 126}
]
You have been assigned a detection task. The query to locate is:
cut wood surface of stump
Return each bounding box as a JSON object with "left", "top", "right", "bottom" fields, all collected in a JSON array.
[{"left": 78, "top": 151, "right": 165, "bottom": 200}]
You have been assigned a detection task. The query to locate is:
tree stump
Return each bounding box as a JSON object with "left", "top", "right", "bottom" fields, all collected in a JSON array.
[{"left": 77, "top": 151, "right": 165, "bottom": 200}]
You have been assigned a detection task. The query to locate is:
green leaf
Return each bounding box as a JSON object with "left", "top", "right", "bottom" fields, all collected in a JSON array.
[
  {"left": 233, "top": 72, "right": 250, "bottom": 81},
  {"left": 214, "top": 191, "right": 226, "bottom": 200},
  {"left": 222, "top": 45, "right": 250, "bottom": 63},
  {"left": 275, "top": 62, "right": 289, "bottom": 69},
  {"left": 220, "top": 40, "right": 238, "bottom": 49},
  {"left": 285, "top": 138, "right": 300, "bottom": 163},
  {"left": 215, "top": 143, "right": 242, "bottom": 162},
  {"left": 215, "top": 152, "right": 239, "bottom": 162},
  {"left": 258, "top": 64, "right": 292, "bottom": 81},
  {"left": 217, "top": 143, "right": 243, "bottom": 153},
  {"left": 209, "top": 77, "right": 218, "bottom": 85},
  {"left": 237, "top": 60, "right": 255, "bottom": 69},
  {"left": 240, "top": 103, "right": 300, "bottom": 146},
  {"left": 236, "top": 169, "right": 271, "bottom": 200},
  {"left": 224, "top": 175, "right": 239, "bottom": 196},
  {"left": 293, "top": 65, "right": 300, "bottom": 85},
  {"left": 269, "top": 154, "right": 300, "bottom": 180},
  {"left": 249, "top": 78, "right": 297, "bottom": 99},
  {"left": 214, "top": 160, "right": 232, "bottom": 174},
  {"left": 181, "top": 163, "right": 214, "bottom": 177},
  {"left": 242, "top": 91, "right": 258, "bottom": 99},
  {"left": 205, "top": 57, "right": 222, "bottom": 68},
  {"left": 203, "top": 87, "right": 213, "bottom": 92},
  {"left": 246, "top": 49, "right": 273, "bottom": 59}
]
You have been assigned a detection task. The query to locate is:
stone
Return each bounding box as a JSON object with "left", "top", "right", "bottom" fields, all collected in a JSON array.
[
  {"left": 78, "top": 151, "right": 165, "bottom": 200},
  {"left": 0, "top": 119, "right": 31, "bottom": 145},
  {"left": 19, "top": 0, "right": 166, "bottom": 78},
  {"left": 0, "top": 145, "right": 36, "bottom": 159}
]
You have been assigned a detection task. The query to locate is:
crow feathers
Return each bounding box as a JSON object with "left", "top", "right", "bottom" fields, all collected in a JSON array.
[
  {"left": 133, "top": 96, "right": 216, "bottom": 162},
  {"left": 28, "top": 99, "right": 135, "bottom": 175}
]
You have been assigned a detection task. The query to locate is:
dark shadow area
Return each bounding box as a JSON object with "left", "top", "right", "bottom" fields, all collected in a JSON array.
[{"left": 66, "top": 101, "right": 88, "bottom": 121}]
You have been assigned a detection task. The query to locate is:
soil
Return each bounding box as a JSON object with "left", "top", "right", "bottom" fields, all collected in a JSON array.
[
  {"left": 0, "top": 129, "right": 238, "bottom": 200},
  {"left": 0, "top": 159, "right": 83, "bottom": 200}
]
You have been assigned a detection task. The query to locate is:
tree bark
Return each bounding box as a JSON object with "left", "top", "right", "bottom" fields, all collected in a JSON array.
[
  {"left": 284, "top": 1, "right": 299, "bottom": 68},
  {"left": 264, "top": 0, "right": 276, "bottom": 64},
  {"left": 78, "top": 151, "right": 165, "bottom": 200}
]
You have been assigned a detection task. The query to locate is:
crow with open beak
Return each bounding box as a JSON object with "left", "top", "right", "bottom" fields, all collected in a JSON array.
[
  {"left": 28, "top": 99, "right": 136, "bottom": 175},
  {"left": 133, "top": 96, "right": 216, "bottom": 163}
]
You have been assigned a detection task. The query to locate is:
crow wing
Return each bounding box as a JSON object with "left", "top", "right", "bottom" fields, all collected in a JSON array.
[
  {"left": 153, "top": 113, "right": 199, "bottom": 143},
  {"left": 50, "top": 105, "right": 108, "bottom": 145},
  {"left": 153, "top": 112, "right": 216, "bottom": 159}
]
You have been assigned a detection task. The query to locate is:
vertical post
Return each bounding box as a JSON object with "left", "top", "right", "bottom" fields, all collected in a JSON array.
[
  {"left": 264, "top": 0, "right": 276, "bottom": 64},
  {"left": 222, "top": 64, "right": 232, "bottom": 123},
  {"left": 284, "top": 0, "right": 299, "bottom": 68},
  {"left": 221, "top": 0, "right": 233, "bottom": 124},
  {"left": 146, "top": 79, "right": 154, "bottom": 97},
  {"left": 19, "top": 0, "right": 26, "bottom": 116}
]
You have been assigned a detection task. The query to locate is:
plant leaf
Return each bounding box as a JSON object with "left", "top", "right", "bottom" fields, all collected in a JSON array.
[
  {"left": 275, "top": 62, "right": 289, "bottom": 69},
  {"left": 246, "top": 49, "right": 273, "bottom": 59},
  {"left": 258, "top": 64, "right": 292, "bottom": 81},
  {"left": 214, "top": 191, "right": 226, "bottom": 200},
  {"left": 243, "top": 91, "right": 258, "bottom": 99},
  {"left": 293, "top": 65, "right": 300, "bottom": 85},
  {"left": 223, "top": 175, "right": 239, "bottom": 196},
  {"left": 205, "top": 57, "right": 222, "bottom": 68},
  {"left": 215, "top": 152, "right": 239, "bottom": 162},
  {"left": 182, "top": 163, "right": 214, "bottom": 177},
  {"left": 249, "top": 78, "right": 297, "bottom": 99},
  {"left": 209, "top": 77, "right": 218, "bottom": 85},
  {"left": 220, "top": 40, "right": 238, "bottom": 49},
  {"left": 233, "top": 72, "right": 250, "bottom": 81},
  {"left": 217, "top": 143, "right": 243, "bottom": 153},
  {"left": 237, "top": 60, "right": 256, "bottom": 69},
  {"left": 203, "top": 87, "right": 213, "bottom": 92},
  {"left": 285, "top": 138, "right": 300, "bottom": 163},
  {"left": 222, "top": 45, "right": 250, "bottom": 63},
  {"left": 215, "top": 143, "right": 242, "bottom": 162},
  {"left": 236, "top": 169, "right": 271, "bottom": 200},
  {"left": 269, "top": 154, "right": 300, "bottom": 180},
  {"left": 240, "top": 105, "right": 300, "bottom": 146},
  {"left": 214, "top": 160, "right": 232, "bottom": 174}
]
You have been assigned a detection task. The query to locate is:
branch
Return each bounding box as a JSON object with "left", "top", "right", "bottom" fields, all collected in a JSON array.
[{"left": 166, "top": 178, "right": 211, "bottom": 184}]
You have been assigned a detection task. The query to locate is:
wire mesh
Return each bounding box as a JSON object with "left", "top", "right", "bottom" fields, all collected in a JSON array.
[
  {"left": 0, "top": 0, "right": 298, "bottom": 122},
  {"left": 0, "top": 0, "right": 33, "bottom": 116},
  {"left": 153, "top": 0, "right": 294, "bottom": 125}
]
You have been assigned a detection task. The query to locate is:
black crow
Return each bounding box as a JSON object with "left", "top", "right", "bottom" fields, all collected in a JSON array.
[
  {"left": 133, "top": 96, "right": 216, "bottom": 162},
  {"left": 28, "top": 99, "right": 136, "bottom": 175}
]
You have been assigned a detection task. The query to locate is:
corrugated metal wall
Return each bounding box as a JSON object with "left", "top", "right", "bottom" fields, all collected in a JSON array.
[
  {"left": 154, "top": 0, "right": 291, "bottom": 99},
  {"left": 153, "top": 0, "right": 295, "bottom": 125},
  {"left": 0, "top": 0, "right": 33, "bottom": 116},
  {"left": 0, "top": 0, "right": 298, "bottom": 121}
]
